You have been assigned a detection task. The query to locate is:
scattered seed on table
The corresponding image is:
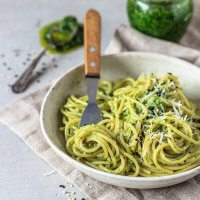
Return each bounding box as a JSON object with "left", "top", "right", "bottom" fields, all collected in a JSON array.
[
  {"left": 42, "top": 62, "right": 46, "bottom": 66},
  {"left": 1, "top": 54, "right": 5, "bottom": 57},
  {"left": 37, "top": 80, "right": 40, "bottom": 83},
  {"left": 54, "top": 64, "right": 58, "bottom": 68},
  {"left": 13, "top": 49, "right": 21, "bottom": 57},
  {"left": 59, "top": 185, "right": 65, "bottom": 189},
  {"left": 26, "top": 58, "right": 31, "bottom": 62},
  {"left": 3, "top": 62, "right": 7, "bottom": 66},
  {"left": 66, "top": 193, "right": 70, "bottom": 198},
  {"left": 52, "top": 58, "right": 56, "bottom": 62},
  {"left": 36, "top": 19, "right": 42, "bottom": 27},
  {"left": 36, "top": 71, "right": 41, "bottom": 76},
  {"left": 7, "top": 67, "right": 11, "bottom": 71},
  {"left": 23, "top": 62, "right": 26, "bottom": 65},
  {"left": 42, "top": 67, "right": 46, "bottom": 71},
  {"left": 27, "top": 53, "right": 31, "bottom": 57},
  {"left": 14, "top": 74, "right": 18, "bottom": 78}
]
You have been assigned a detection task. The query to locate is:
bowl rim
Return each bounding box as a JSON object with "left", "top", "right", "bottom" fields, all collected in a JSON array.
[{"left": 40, "top": 51, "right": 200, "bottom": 182}]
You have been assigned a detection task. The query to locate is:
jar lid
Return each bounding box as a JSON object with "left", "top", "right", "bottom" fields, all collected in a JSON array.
[{"left": 141, "top": 0, "right": 179, "bottom": 4}]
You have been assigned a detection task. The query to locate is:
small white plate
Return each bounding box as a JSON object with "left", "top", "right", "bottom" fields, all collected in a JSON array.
[{"left": 40, "top": 52, "right": 200, "bottom": 189}]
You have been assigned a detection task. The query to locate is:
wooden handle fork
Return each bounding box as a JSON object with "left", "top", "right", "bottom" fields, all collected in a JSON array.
[{"left": 84, "top": 9, "right": 101, "bottom": 77}]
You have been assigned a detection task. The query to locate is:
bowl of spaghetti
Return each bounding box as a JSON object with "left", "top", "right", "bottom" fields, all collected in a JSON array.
[{"left": 40, "top": 52, "right": 200, "bottom": 188}]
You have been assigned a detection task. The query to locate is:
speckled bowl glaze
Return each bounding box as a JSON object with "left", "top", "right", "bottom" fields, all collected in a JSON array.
[{"left": 40, "top": 52, "right": 200, "bottom": 189}]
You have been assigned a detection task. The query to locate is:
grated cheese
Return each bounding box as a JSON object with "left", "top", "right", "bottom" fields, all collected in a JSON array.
[
  {"left": 159, "top": 132, "right": 164, "bottom": 144},
  {"left": 153, "top": 110, "right": 159, "bottom": 117}
]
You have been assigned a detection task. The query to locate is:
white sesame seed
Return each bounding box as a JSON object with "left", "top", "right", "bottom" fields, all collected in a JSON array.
[{"left": 43, "top": 170, "right": 56, "bottom": 176}]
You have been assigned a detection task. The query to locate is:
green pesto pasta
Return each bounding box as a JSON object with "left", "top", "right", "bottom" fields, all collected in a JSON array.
[{"left": 60, "top": 73, "right": 200, "bottom": 177}]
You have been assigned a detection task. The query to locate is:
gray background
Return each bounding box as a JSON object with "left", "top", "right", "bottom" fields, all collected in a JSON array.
[{"left": 0, "top": 0, "right": 127, "bottom": 199}]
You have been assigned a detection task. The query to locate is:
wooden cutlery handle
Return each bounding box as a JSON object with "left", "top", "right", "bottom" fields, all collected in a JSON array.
[{"left": 84, "top": 9, "right": 101, "bottom": 77}]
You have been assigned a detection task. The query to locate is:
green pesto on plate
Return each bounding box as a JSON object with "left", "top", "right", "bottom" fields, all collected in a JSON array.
[
  {"left": 40, "top": 16, "right": 83, "bottom": 54},
  {"left": 127, "top": 0, "right": 193, "bottom": 42}
]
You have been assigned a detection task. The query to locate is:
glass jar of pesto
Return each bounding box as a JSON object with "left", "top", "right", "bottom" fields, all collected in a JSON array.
[{"left": 127, "top": 0, "right": 193, "bottom": 42}]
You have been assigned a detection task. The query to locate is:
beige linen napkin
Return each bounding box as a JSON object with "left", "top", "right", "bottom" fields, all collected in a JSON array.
[{"left": 1, "top": 2, "right": 200, "bottom": 199}]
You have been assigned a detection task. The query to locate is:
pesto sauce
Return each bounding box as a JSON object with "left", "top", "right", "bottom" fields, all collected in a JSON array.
[
  {"left": 40, "top": 16, "right": 83, "bottom": 54},
  {"left": 127, "top": 0, "right": 193, "bottom": 42}
]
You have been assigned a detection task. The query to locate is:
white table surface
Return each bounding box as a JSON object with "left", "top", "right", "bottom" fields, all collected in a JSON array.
[{"left": 0, "top": 0, "right": 127, "bottom": 199}]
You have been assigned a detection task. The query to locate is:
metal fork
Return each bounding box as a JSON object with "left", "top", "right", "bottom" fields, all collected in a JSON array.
[{"left": 80, "top": 9, "right": 103, "bottom": 126}]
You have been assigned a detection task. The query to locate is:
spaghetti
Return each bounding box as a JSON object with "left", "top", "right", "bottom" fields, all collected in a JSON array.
[{"left": 60, "top": 73, "right": 200, "bottom": 177}]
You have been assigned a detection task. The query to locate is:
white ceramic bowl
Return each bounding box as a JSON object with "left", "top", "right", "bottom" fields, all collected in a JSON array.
[{"left": 40, "top": 52, "right": 200, "bottom": 189}]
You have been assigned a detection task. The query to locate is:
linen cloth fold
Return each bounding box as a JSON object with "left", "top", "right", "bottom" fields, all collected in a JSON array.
[{"left": 1, "top": 3, "right": 200, "bottom": 199}]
